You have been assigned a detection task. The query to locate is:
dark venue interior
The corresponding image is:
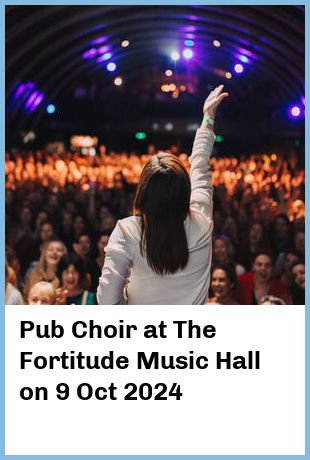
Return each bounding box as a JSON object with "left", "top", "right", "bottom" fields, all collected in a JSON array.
[{"left": 5, "top": 6, "right": 305, "bottom": 305}]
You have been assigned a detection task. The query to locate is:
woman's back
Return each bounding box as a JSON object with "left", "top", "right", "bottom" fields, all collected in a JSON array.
[
  {"left": 98, "top": 126, "right": 215, "bottom": 305},
  {"left": 97, "top": 85, "right": 228, "bottom": 305},
  {"left": 103, "top": 210, "right": 213, "bottom": 304}
]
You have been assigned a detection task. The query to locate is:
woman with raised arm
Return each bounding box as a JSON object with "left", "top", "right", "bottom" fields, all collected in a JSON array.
[{"left": 97, "top": 85, "right": 229, "bottom": 304}]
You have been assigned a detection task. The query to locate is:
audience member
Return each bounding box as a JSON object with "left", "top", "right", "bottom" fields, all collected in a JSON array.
[
  {"left": 290, "top": 260, "right": 305, "bottom": 304},
  {"left": 28, "top": 281, "right": 56, "bottom": 305},
  {"left": 213, "top": 235, "right": 246, "bottom": 276},
  {"left": 57, "top": 253, "right": 95, "bottom": 305},
  {"left": 5, "top": 263, "right": 23, "bottom": 304},
  {"left": 23, "top": 240, "right": 67, "bottom": 302},
  {"left": 233, "top": 250, "right": 291, "bottom": 304},
  {"left": 209, "top": 264, "right": 239, "bottom": 304}
]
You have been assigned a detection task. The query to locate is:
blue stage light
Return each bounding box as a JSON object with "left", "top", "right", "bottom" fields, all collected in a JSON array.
[
  {"left": 102, "top": 52, "right": 112, "bottom": 60},
  {"left": 289, "top": 105, "right": 301, "bottom": 118},
  {"left": 239, "top": 55, "right": 249, "bottom": 63},
  {"left": 183, "top": 48, "right": 193, "bottom": 59},
  {"left": 184, "top": 40, "right": 194, "bottom": 46},
  {"left": 234, "top": 63, "right": 244, "bottom": 74},
  {"left": 107, "top": 62, "right": 116, "bottom": 72},
  {"left": 47, "top": 104, "right": 56, "bottom": 114}
]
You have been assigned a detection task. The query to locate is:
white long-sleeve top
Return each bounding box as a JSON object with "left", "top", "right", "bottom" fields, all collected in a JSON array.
[{"left": 97, "top": 126, "right": 215, "bottom": 305}]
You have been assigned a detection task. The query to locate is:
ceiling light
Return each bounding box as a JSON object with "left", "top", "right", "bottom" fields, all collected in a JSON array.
[{"left": 114, "top": 77, "right": 123, "bottom": 86}]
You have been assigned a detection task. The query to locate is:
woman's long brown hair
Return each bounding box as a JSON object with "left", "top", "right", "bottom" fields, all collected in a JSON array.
[{"left": 133, "top": 152, "right": 191, "bottom": 275}]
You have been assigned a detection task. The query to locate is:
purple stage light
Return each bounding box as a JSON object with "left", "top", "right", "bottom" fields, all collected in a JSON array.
[
  {"left": 82, "top": 48, "right": 97, "bottom": 59},
  {"left": 234, "top": 63, "right": 244, "bottom": 74},
  {"left": 235, "top": 47, "right": 258, "bottom": 61},
  {"left": 91, "top": 36, "right": 107, "bottom": 45},
  {"left": 238, "top": 38, "right": 251, "bottom": 46},
  {"left": 32, "top": 93, "right": 44, "bottom": 111},
  {"left": 30, "top": 92, "right": 44, "bottom": 112},
  {"left": 183, "top": 25, "right": 196, "bottom": 32},
  {"left": 98, "top": 45, "right": 110, "bottom": 54},
  {"left": 13, "top": 83, "right": 26, "bottom": 100},
  {"left": 183, "top": 48, "right": 193, "bottom": 59},
  {"left": 25, "top": 90, "right": 39, "bottom": 109},
  {"left": 25, "top": 82, "right": 35, "bottom": 90},
  {"left": 301, "top": 96, "right": 305, "bottom": 106}
]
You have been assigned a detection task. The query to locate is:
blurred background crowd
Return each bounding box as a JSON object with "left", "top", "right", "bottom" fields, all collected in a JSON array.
[{"left": 5, "top": 144, "right": 305, "bottom": 305}]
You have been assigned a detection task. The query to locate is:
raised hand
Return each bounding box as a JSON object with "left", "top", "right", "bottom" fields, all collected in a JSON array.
[{"left": 203, "top": 84, "right": 229, "bottom": 121}]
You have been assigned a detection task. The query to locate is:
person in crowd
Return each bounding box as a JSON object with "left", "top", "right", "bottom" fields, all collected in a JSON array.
[
  {"left": 221, "top": 216, "right": 239, "bottom": 252},
  {"left": 238, "top": 221, "right": 267, "bottom": 271},
  {"left": 290, "top": 260, "right": 305, "bottom": 304},
  {"left": 294, "top": 230, "right": 305, "bottom": 258},
  {"left": 73, "top": 215, "right": 87, "bottom": 240},
  {"left": 95, "top": 231, "right": 111, "bottom": 271},
  {"left": 23, "top": 239, "right": 67, "bottom": 302},
  {"left": 13, "top": 206, "right": 36, "bottom": 276},
  {"left": 258, "top": 295, "right": 286, "bottom": 305},
  {"left": 28, "top": 281, "right": 57, "bottom": 305},
  {"left": 5, "top": 262, "right": 23, "bottom": 304},
  {"left": 29, "top": 220, "right": 58, "bottom": 263},
  {"left": 271, "top": 214, "right": 293, "bottom": 255},
  {"left": 5, "top": 247, "right": 18, "bottom": 285},
  {"left": 59, "top": 211, "right": 74, "bottom": 251},
  {"left": 34, "top": 210, "right": 50, "bottom": 239},
  {"left": 97, "top": 85, "right": 229, "bottom": 304},
  {"left": 73, "top": 233, "right": 99, "bottom": 291},
  {"left": 57, "top": 253, "right": 95, "bottom": 305},
  {"left": 277, "top": 248, "right": 300, "bottom": 287},
  {"left": 209, "top": 264, "right": 239, "bottom": 304},
  {"left": 39, "top": 220, "right": 57, "bottom": 243},
  {"left": 213, "top": 235, "right": 246, "bottom": 277},
  {"left": 233, "top": 250, "right": 291, "bottom": 305}
]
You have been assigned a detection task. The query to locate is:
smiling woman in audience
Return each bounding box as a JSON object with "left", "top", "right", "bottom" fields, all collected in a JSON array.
[
  {"left": 290, "top": 260, "right": 305, "bottom": 304},
  {"left": 57, "top": 253, "right": 95, "bottom": 305},
  {"left": 23, "top": 239, "right": 67, "bottom": 302},
  {"left": 234, "top": 250, "right": 291, "bottom": 305},
  {"left": 28, "top": 281, "right": 56, "bottom": 305},
  {"left": 213, "top": 235, "right": 246, "bottom": 277},
  {"left": 209, "top": 264, "right": 239, "bottom": 305}
]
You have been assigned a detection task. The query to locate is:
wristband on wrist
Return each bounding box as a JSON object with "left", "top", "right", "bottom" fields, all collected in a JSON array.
[{"left": 205, "top": 118, "right": 214, "bottom": 125}]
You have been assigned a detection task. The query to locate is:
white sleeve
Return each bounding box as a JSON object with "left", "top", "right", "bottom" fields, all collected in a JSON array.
[
  {"left": 189, "top": 126, "right": 215, "bottom": 218},
  {"left": 97, "top": 221, "right": 133, "bottom": 305}
]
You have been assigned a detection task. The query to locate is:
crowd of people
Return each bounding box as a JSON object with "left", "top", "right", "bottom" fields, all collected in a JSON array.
[{"left": 5, "top": 145, "right": 305, "bottom": 305}]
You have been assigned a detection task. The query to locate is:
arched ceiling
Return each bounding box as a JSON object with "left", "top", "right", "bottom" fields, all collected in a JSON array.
[{"left": 5, "top": 5, "right": 305, "bottom": 136}]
